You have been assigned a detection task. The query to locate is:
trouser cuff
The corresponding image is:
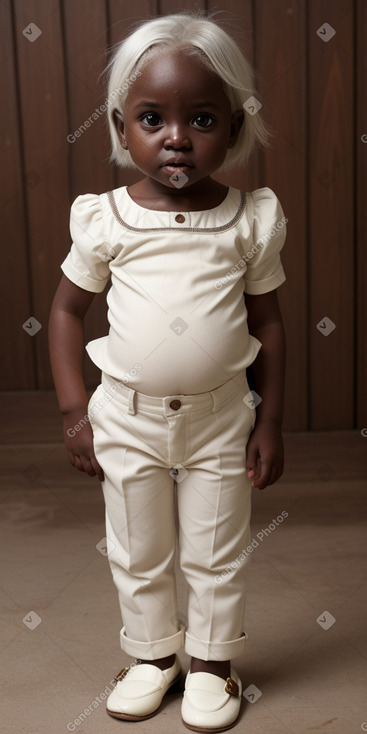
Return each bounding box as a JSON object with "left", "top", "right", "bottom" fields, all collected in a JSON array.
[
  {"left": 184, "top": 631, "right": 248, "bottom": 660},
  {"left": 120, "top": 623, "right": 185, "bottom": 659}
]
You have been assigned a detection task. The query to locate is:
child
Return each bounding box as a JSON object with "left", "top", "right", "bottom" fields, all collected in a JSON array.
[{"left": 49, "top": 12, "right": 286, "bottom": 732}]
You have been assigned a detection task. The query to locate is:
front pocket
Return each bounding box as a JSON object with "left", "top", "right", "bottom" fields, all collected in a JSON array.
[
  {"left": 88, "top": 383, "right": 132, "bottom": 427},
  {"left": 87, "top": 383, "right": 103, "bottom": 425}
]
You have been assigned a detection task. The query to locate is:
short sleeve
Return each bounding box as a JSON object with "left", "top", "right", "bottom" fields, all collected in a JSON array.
[
  {"left": 243, "top": 187, "right": 287, "bottom": 295},
  {"left": 61, "top": 193, "right": 112, "bottom": 293}
]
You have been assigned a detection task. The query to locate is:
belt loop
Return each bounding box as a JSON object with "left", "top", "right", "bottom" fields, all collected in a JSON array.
[
  {"left": 127, "top": 388, "right": 136, "bottom": 415},
  {"left": 210, "top": 388, "right": 222, "bottom": 414}
]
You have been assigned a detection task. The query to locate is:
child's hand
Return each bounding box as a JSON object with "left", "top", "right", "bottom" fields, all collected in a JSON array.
[
  {"left": 63, "top": 410, "right": 104, "bottom": 481},
  {"left": 246, "top": 421, "right": 284, "bottom": 490}
]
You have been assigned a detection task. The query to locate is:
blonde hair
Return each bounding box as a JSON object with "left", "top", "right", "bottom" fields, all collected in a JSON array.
[{"left": 104, "top": 12, "right": 269, "bottom": 171}]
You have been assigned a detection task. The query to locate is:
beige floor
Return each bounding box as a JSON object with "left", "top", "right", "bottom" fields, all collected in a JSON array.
[{"left": 1, "top": 391, "right": 367, "bottom": 734}]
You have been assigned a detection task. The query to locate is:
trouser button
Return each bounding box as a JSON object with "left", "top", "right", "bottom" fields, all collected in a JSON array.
[{"left": 169, "top": 399, "right": 181, "bottom": 410}]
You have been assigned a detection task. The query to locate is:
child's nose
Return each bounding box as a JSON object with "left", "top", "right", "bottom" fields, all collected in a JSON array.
[{"left": 164, "top": 124, "right": 191, "bottom": 149}]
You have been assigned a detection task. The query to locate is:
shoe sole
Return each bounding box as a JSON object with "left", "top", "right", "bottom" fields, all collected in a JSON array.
[
  {"left": 106, "top": 673, "right": 182, "bottom": 721},
  {"left": 181, "top": 713, "right": 240, "bottom": 733},
  {"left": 181, "top": 719, "right": 237, "bottom": 734}
]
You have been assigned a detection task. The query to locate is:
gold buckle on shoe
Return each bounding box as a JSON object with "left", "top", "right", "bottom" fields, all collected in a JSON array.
[
  {"left": 113, "top": 667, "right": 129, "bottom": 683},
  {"left": 225, "top": 677, "right": 239, "bottom": 697}
]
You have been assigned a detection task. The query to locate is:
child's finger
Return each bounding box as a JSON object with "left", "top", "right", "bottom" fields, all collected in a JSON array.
[
  {"left": 267, "top": 462, "right": 282, "bottom": 486},
  {"left": 246, "top": 441, "right": 259, "bottom": 476},
  {"left": 79, "top": 452, "right": 103, "bottom": 480},
  {"left": 247, "top": 464, "right": 260, "bottom": 481},
  {"left": 90, "top": 455, "right": 104, "bottom": 482},
  {"left": 252, "top": 458, "right": 273, "bottom": 489},
  {"left": 67, "top": 449, "right": 76, "bottom": 469},
  {"left": 247, "top": 458, "right": 261, "bottom": 486},
  {"left": 73, "top": 455, "right": 84, "bottom": 472}
]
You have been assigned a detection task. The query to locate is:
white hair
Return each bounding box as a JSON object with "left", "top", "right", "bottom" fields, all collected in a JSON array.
[{"left": 104, "top": 12, "right": 269, "bottom": 171}]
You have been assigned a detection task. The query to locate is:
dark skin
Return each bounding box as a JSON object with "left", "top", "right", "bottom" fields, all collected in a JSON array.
[{"left": 49, "top": 50, "right": 285, "bottom": 681}]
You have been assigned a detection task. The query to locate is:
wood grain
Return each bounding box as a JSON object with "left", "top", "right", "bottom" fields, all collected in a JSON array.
[
  {"left": 308, "top": 1, "right": 354, "bottom": 428},
  {"left": 0, "top": 0, "right": 362, "bottom": 431}
]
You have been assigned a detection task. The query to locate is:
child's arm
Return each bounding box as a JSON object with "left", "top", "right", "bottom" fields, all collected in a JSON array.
[
  {"left": 245, "top": 289, "right": 286, "bottom": 490},
  {"left": 48, "top": 275, "right": 104, "bottom": 481}
]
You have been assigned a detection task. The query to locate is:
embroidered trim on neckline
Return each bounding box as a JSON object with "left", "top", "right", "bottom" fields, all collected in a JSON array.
[{"left": 106, "top": 190, "right": 247, "bottom": 233}]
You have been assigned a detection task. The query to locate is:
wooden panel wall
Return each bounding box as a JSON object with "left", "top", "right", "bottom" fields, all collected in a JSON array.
[
  {"left": 0, "top": 0, "right": 363, "bottom": 431},
  {"left": 356, "top": 0, "right": 367, "bottom": 429}
]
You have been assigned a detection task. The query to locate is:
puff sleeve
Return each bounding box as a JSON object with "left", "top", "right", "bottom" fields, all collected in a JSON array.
[
  {"left": 61, "top": 193, "right": 112, "bottom": 293},
  {"left": 243, "top": 187, "right": 287, "bottom": 295}
]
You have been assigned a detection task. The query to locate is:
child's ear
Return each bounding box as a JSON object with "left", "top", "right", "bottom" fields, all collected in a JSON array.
[
  {"left": 112, "top": 109, "right": 128, "bottom": 150},
  {"left": 228, "top": 109, "right": 244, "bottom": 149}
]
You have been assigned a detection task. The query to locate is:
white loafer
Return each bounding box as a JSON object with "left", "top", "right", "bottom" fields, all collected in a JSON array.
[
  {"left": 181, "top": 668, "right": 242, "bottom": 732},
  {"left": 106, "top": 656, "right": 182, "bottom": 720}
]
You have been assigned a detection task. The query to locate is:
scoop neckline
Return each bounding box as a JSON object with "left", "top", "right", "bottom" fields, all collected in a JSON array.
[{"left": 125, "top": 185, "right": 233, "bottom": 215}]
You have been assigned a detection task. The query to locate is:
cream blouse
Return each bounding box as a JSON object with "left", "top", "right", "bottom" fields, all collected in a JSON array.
[{"left": 61, "top": 185, "right": 286, "bottom": 396}]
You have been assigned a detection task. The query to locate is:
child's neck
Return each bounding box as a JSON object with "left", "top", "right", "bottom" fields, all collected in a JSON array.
[{"left": 127, "top": 176, "right": 230, "bottom": 212}]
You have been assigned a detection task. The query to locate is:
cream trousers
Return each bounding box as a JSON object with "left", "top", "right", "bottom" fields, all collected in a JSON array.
[{"left": 88, "top": 369, "right": 256, "bottom": 661}]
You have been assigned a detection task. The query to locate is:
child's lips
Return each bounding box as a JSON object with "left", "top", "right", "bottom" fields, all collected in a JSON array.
[
  {"left": 164, "top": 164, "right": 192, "bottom": 174},
  {"left": 162, "top": 160, "right": 193, "bottom": 175}
]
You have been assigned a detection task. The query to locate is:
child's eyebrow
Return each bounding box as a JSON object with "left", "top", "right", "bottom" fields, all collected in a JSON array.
[
  {"left": 133, "top": 101, "right": 161, "bottom": 109},
  {"left": 191, "top": 102, "right": 221, "bottom": 109},
  {"left": 133, "top": 100, "right": 222, "bottom": 111}
]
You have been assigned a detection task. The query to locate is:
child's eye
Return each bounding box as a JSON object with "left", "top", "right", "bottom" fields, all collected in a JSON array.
[
  {"left": 192, "top": 114, "right": 215, "bottom": 128},
  {"left": 141, "top": 113, "right": 162, "bottom": 127}
]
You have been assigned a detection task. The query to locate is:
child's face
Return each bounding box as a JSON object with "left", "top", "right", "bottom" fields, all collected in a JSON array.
[{"left": 114, "top": 50, "right": 243, "bottom": 190}]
